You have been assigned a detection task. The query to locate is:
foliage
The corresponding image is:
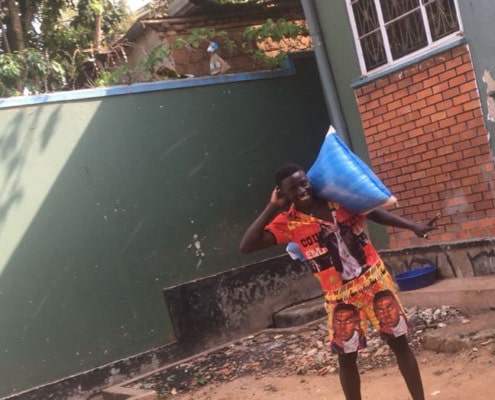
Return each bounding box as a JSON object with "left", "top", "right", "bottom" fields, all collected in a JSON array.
[
  {"left": 0, "top": 48, "right": 65, "bottom": 97},
  {"left": 94, "top": 65, "right": 130, "bottom": 87},
  {"left": 0, "top": 0, "right": 130, "bottom": 96},
  {"left": 0, "top": 6, "right": 310, "bottom": 97},
  {"left": 174, "top": 28, "right": 228, "bottom": 50},
  {"left": 138, "top": 44, "right": 172, "bottom": 80},
  {"left": 243, "top": 18, "right": 309, "bottom": 67}
]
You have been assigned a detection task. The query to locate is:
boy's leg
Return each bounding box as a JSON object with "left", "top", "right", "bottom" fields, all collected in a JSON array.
[
  {"left": 387, "top": 335, "right": 425, "bottom": 400},
  {"left": 338, "top": 351, "right": 362, "bottom": 400}
]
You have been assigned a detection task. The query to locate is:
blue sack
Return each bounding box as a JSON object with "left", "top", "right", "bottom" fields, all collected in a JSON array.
[
  {"left": 285, "top": 126, "right": 396, "bottom": 262},
  {"left": 307, "top": 126, "right": 397, "bottom": 215}
]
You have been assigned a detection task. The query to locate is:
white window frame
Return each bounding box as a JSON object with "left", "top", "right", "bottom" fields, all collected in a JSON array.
[{"left": 346, "top": 0, "right": 464, "bottom": 76}]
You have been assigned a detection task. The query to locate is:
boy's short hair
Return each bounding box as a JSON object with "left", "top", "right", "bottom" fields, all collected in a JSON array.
[{"left": 275, "top": 163, "right": 304, "bottom": 186}]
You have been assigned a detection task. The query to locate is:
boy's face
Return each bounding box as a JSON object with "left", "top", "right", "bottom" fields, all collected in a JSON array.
[{"left": 279, "top": 170, "right": 313, "bottom": 208}]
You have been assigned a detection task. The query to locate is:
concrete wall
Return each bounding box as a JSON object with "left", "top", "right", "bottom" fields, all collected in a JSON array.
[
  {"left": 163, "top": 254, "right": 321, "bottom": 350},
  {"left": 0, "top": 54, "right": 330, "bottom": 398}
]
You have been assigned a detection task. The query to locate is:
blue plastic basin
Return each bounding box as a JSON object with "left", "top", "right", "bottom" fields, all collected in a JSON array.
[{"left": 394, "top": 265, "right": 437, "bottom": 291}]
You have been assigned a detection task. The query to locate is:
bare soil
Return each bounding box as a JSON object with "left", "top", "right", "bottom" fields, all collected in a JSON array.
[
  {"left": 173, "top": 346, "right": 495, "bottom": 400},
  {"left": 131, "top": 309, "right": 495, "bottom": 400}
]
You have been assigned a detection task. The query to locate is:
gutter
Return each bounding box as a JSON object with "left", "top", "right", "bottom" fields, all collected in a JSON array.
[{"left": 300, "top": 0, "right": 351, "bottom": 146}]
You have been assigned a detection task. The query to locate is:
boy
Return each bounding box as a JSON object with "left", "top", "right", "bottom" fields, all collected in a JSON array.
[{"left": 240, "top": 163, "right": 439, "bottom": 400}]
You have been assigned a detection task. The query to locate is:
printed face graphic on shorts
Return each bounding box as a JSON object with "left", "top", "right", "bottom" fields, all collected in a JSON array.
[
  {"left": 334, "top": 307, "right": 358, "bottom": 341},
  {"left": 372, "top": 290, "right": 409, "bottom": 339},
  {"left": 374, "top": 293, "right": 400, "bottom": 327},
  {"left": 330, "top": 303, "right": 366, "bottom": 354}
]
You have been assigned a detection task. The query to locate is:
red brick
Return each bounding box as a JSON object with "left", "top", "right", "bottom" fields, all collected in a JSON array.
[
  {"left": 404, "top": 111, "right": 422, "bottom": 123},
  {"left": 435, "top": 99, "right": 454, "bottom": 112},
  {"left": 452, "top": 45, "right": 469, "bottom": 57},
  {"left": 426, "top": 94, "right": 443, "bottom": 105},
  {"left": 430, "top": 111, "right": 447, "bottom": 122},
  {"left": 438, "top": 117, "right": 457, "bottom": 129},
  {"left": 408, "top": 82, "right": 427, "bottom": 95},
  {"left": 379, "top": 93, "right": 395, "bottom": 105},
  {"left": 428, "top": 64, "right": 446, "bottom": 76},
  {"left": 449, "top": 122, "right": 468, "bottom": 135},
  {"left": 437, "top": 144, "right": 454, "bottom": 156},
  {"left": 463, "top": 99, "right": 482, "bottom": 112},
  {"left": 470, "top": 135, "right": 489, "bottom": 149},
  {"left": 383, "top": 82, "right": 400, "bottom": 95},
  {"left": 416, "top": 87, "right": 434, "bottom": 100},
  {"left": 459, "top": 81, "right": 477, "bottom": 94},
  {"left": 429, "top": 154, "right": 447, "bottom": 166},
  {"left": 388, "top": 118, "right": 405, "bottom": 129},
  {"left": 455, "top": 110, "right": 474, "bottom": 123},
  {"left": 438, "top": 69, "right": 458, "bottom": 82},
  {"left": 372, "top": 105, "right": 389, "bottom": 116},
  {"left": 360, "top": 82, "right": 376, "bottom": 95},
  {"left": 442, "top": 87, "right": 461, "bottom": 100},
  {"left": 452, "top": 93, "right": 471, "bottom": 105},
  {"left": 370, "top": 88, "right": 385, "bottom": 100},
  {"left": 467, "top": 118, "right": 484, "bottom": 130},
  {"left": 456, "top": 63, "right": 474, "bottom": 75},
  {"left": 410, "top": 99, "right": 427, "bottom": 111},
  {"left": 387, "top": 100, "right": 403, "bottom": 112},
  {"left": 445, "top": 56, "right": 463, "bottom": 70},
  {"left": 456, "top": 156, "right": 477, "bottom": 169},
  {"left": 376, "top": 77, "right": 390, "bottom": 89},
  {"left": 445, "top": 104, "right": 464, "bottom": 117},
  {"left": 412, "top": 71, "right": 429, "bottom": 83},
  {"left": 422, "top": 75, "right": 440, "bottom": 88}
]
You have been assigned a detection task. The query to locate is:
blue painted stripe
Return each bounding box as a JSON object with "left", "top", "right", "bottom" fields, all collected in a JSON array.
[{"left": 0, "top": 58, "right": 295, "bottom": 109}]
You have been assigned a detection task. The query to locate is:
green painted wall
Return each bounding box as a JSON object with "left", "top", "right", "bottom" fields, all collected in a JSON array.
[{"left": 0, "top": 55, "right": 330, "bottom": 396}]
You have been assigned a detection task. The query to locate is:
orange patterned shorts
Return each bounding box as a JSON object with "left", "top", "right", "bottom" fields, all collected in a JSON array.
[{"left": 324, "top": 261, "right": 411, "bottom": 354}]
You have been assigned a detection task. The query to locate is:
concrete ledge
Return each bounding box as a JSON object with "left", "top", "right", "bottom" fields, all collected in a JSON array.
[
  {"left": 273, "top": 297, "right": 326, "bottom": 328},
  {"left": 270, "top": 276, "right": 495, "bottom": 329},
  {"left": 398, "top": 276, "right": 495, "bottom": 315}
]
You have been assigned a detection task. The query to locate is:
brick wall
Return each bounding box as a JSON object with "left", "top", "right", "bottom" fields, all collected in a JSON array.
[
  {"left": 355, "top": 44, "right": 495, "bottom": 249},
  {"left": 125, "top": 5, "right": 310, "bottom": 80}
]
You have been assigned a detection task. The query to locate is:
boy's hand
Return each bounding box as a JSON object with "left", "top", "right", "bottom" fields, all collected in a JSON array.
[
  {"left": 270, "top": 186, "right": 288, "bottom": 209},
  {"left": 413, "top": 212, "right": 441, "bottom": 239}
]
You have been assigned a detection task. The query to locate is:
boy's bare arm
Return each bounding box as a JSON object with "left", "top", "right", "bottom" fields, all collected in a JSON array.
[
  {"left": 240, "top": 187, "right": 286, "bottom": 253},
  {"left": 367, "top": 209, "right": 440, "bottom": 238}
]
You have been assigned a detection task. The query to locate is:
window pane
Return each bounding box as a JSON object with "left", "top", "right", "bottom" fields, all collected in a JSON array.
[
  {"left": 425, "top": 0, "right": 459, "bottom": 40},
  {"left": 386, "top": 10, "right": 427, "bottom": 59},
  {"left": 380, "top": 0, "right": 419, "bottom": 23},
  {"left": 353, "top": 0, "right": 379, "bottom": 36},
  {"left": 361, "top": 31, "right": 387, "bottom": 70}
]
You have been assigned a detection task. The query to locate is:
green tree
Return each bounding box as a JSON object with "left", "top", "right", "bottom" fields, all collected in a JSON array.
[{"left": 0, "top": 0, "right": 128, "bottom": 95}]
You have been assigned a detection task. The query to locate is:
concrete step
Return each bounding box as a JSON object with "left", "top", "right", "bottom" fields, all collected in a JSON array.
[
  {"left": 272, "top": 276, "right": 495, "bottom": 328},
  {"left": 273, "top": 297, "right": 326, "bottom": 328},
  {"left": 398, "top": 275, "right": 495, "bottom": 314}
]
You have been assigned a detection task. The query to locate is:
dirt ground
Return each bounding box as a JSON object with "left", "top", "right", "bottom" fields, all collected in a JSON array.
[
  {"left": 173, "top": 343, "right": 495, "bottom": 400},
  {"left": 128, "top": 310, "right": 495, "bottom": 400}
]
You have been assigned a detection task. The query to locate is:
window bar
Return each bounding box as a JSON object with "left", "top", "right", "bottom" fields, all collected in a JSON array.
[
  {"left": 419, "top": 0, "right": 434, "bottom": 45},
  {"left": 346, "top": 0, "right": 368, "bottom": 75},
  {"left": 373, "top": 0, "right": 393, "bottom": 66}
]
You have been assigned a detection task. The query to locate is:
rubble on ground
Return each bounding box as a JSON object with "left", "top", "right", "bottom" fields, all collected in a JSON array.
[{"left": 128, "top": 306, "right": 491, "bottom": 398}]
